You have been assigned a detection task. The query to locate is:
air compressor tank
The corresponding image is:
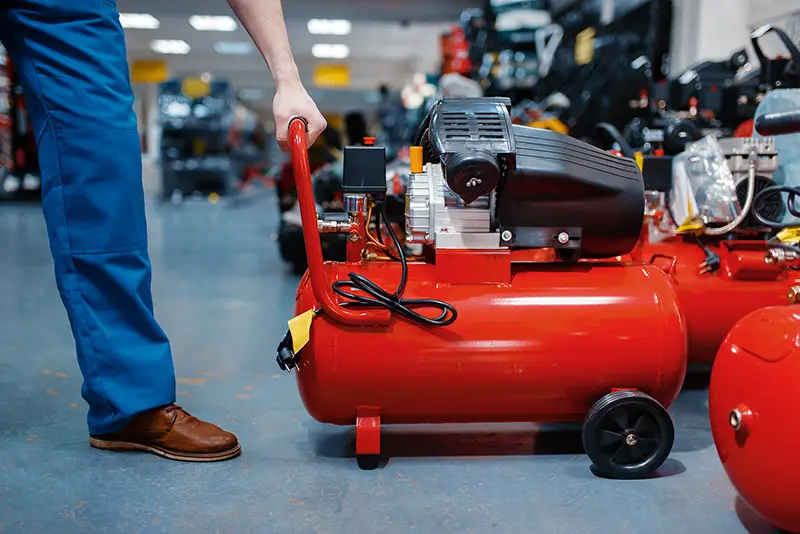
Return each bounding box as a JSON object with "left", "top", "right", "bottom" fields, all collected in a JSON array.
[
  {"left": 709, "top": 305, "right": 800, "bottom": 533},
  {"left": 294, "top": 258, "right": 687, "bottom": 425},
  {"left": 632, "top": 238, "right": 799, "bottom": 366}
]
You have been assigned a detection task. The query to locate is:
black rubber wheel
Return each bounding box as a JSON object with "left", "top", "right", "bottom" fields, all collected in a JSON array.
[
  {"left": 582, "top": 390, "right": 674, "bottom": 479},
  {"left": 356, "top": 454, "right": 380, "bottom": 471}
]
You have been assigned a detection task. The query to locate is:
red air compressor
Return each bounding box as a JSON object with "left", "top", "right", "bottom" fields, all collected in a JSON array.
[
  {"left": 633, "top": 133, "right": 799, "bottom": 367},
  {"left": 710, "top": 305, "right": 800, "bottom": 533},
  {"left": 632, "top": 237, "right": 798, "bottom": 367},
  {"left": 709, "top": 109, "right": 800, "bottom": 533},
  {"left": 277, "top": 98, "right": 688, "bottom": 478}
]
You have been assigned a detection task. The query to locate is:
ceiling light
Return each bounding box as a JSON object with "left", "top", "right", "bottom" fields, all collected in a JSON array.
[
  {"left": 189, "top": 15, "right": 238, "bottom": 32},
  {"left": 311, "top": 43, "right": 349, "bottom": 59},
  {"left": 119, "top": 13, "right": 160, "bottom": 29},
  {"left": 214, "top": 41, "right": 254, "bottom": 55},
  {"left": 150, "top": 40, "right": 191, "bottom": 55},
  {"left": 307, "top": 19, "right": 352, "bottom": 35}
]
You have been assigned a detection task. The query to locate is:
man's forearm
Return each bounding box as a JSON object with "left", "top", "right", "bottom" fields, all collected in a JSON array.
[{"left": 227, "top": 0, "right": 300, "bottom": 88}]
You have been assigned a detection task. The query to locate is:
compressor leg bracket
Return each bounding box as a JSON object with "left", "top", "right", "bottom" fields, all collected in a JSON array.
[{"left": 356, "top": 406, "right": 381, "bottom": 470}]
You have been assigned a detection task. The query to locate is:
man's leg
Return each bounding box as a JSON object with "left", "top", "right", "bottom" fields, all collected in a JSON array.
[{"left": 0, "top": 0, "right": 238, "bottom": 460}]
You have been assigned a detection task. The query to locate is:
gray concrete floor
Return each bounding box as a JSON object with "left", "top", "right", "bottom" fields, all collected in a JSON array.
[{"left": 0, "top": 194, "right": 779, "bottom": 534}]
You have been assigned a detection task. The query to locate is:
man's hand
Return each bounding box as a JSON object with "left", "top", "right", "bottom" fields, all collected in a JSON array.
[
  {"left": 273, "top": 81, "right": 327, "bottom": 151},
  {"left": 226, "top": 0, "right": 326, "bottom": 151}
]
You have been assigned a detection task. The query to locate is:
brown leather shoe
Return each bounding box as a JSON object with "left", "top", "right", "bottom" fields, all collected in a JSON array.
[{"left": 89, "top": 404, "right": 240, "bottom": 462}]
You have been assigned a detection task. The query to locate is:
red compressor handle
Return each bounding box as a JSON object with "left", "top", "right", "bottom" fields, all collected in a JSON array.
[{"left": 288, "top": 118, "right": 390, "bottom": 326}]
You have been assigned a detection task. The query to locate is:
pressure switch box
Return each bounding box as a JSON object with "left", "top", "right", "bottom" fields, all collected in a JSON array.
[{"left": 342, "top": 145, "right": 386, "bottom": 198}]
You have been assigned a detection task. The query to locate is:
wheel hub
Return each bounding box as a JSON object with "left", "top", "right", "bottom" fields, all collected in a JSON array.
[{"left": 625, "top": 433, "right": 638, "bottom": 446}]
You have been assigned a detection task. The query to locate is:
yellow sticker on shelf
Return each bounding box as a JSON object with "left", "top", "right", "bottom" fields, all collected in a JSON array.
[
  {"left": 182, "top": 77, "right": 211, "bottom": 99},
  {"left": 288, "top": 309, "right": 317, "bottom": 354},
  {"left": 777, "top": 227, "right": 800, "bottom": 243},
  {"left": 313, "top": 64, "right": 350, "bottom": 88},
  {"left": 130, "top": 60, "right": 169, "bottom": 84},
  {"left": 575, "top": 27, "right": 596, "bottom": 66}
]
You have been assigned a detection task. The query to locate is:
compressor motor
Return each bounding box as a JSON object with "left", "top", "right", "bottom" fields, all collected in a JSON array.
[{"left": 400, "top": 97, "right": 644, "bottom": 260}]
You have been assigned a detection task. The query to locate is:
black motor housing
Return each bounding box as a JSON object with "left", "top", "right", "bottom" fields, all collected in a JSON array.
[
  {"left": 421, "top": 97, "right": 645, "bottom": 259},
  {"left": 424, "top": 97, "right": 516, "bottom": 204},
  {"left": 497, "top": 126, "right": 644, "bottom": 259}
]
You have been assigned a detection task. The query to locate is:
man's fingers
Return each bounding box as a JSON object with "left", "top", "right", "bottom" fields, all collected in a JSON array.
[{"left": 306, "top": 118, "right": 327, "bottom": 145}]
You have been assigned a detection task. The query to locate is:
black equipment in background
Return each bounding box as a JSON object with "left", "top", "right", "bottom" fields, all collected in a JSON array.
[
  {"left": 1, "top": 54, "right": 41, "bottom": 201},
  {"left": 159, "top": 79, "right": 237, "bottom": 201}
]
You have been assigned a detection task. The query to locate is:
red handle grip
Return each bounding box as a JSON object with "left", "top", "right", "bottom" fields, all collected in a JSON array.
[{"left": 288, "top": 118, "right": 390, "bottom": 326}]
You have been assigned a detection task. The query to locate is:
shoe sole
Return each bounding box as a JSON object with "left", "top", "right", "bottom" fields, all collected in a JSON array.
[{"left": 89, "top": 437, "right": 241, "bottom": 463}]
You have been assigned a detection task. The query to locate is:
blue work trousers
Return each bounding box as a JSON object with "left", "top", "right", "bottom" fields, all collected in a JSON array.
[{"left": 0, "top": 0, "right": 176, "bottom": 434}]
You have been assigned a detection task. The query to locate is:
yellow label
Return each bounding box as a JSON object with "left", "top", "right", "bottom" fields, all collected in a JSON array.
[
  {"left": 634, "top": 152, "right": 644, "bottom": 171},
  {"left": 676, "top": 220, "right": 705, "bottom": 235},
  {"left": 288, "top": 309, "right": 317, "bottom": 354},
  {"left": 130, "top": 60, "right": 169, "bottom": 84},
  {"left": 777, "top": 227, "right": 800, "bottom": 243},
  {"left": 575, "top": 27, "right": 596, "bottom": 66},
  {"left": 193, "top": 138, "right": 206, "bottom": 156},
  {"left": 182, "top": 77, "right": 211, "bottom": 99},
  {"left": 528, "top": 117, "right": 569, "bottom": 134},
  {"left": 313, "top": 64, "right": 350, "bottom": 88}
]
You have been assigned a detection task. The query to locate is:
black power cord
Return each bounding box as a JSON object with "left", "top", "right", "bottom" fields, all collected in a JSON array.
[
  {"left": 374, "top": 205, "right": 401, "bottom": 262},
  {"left": 332, "top": 201, "right": 458, "bottom": 327}
]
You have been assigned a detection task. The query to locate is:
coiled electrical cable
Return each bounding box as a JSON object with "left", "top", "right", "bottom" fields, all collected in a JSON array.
[
  {"left": 752, "top": 184, "right": 800, "bottom": 255},
  {"left": 332, "top": 201, "right": 458, "bottom": 327}
]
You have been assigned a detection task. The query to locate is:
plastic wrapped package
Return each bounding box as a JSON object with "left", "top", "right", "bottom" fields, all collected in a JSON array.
[
  {"left": 644, "top": 190, "right": 676, "bottom": 243},
  {"left": 669, "top": 135, "right": 740, "bottom": 228}
]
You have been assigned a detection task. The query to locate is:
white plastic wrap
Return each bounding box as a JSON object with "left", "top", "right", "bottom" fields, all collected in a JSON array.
[
  {"left": 669, "top": 135, "right": 740, "bottom": 228},
  {"left": 644, "top": 191, "right": 676, "bottom": 244}
]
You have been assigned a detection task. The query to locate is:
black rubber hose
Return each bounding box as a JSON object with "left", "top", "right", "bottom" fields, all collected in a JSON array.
[{"left": 595, "top": 122, "right": 636, "bottom": 158}]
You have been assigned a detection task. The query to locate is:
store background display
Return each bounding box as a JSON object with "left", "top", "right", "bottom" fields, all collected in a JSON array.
[
  {"left": 158, "top": 77, "right": 270, "bottom": 203},
  {"left": 0, "top": 53, "right": 41, "bottom": 201},
  {"left": 0, "top": 46, "right": 10, "bottom": 185}
]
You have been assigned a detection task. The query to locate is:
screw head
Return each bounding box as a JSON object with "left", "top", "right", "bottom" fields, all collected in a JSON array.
[
  {"left": 501, "top": 230, "right": 513, "bottom": 242},
  {"left": 347, "top": 231, "right": 360, "bottom": 243},
  {"left": 625, "top": 434, "right": 638, "bottom": 446},
  {"left": 729, "top": 409, "right": 742, "bottom": 430},
  {"left": 557, "top": 232, "right": 570, "bottom": 244},
  {"left": 788, "top": 286, "right": 800, "bottom": 304}
]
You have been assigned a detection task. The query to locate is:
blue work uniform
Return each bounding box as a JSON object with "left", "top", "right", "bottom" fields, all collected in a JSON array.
[{"left": 0, "top": 0, "right": 176, "bottom": 434}]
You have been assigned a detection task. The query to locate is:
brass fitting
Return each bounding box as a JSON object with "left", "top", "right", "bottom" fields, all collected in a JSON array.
[{"left": 318, "top": 220, "right": 353, "bottom": 234}]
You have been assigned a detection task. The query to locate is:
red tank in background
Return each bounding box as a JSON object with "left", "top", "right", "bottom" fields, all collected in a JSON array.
[
  {"left": 632, "top": 236, "right": 798, "bottom": 366},
  {"left": 710, "top": 305, "right": 800, "bottom": 533},
  {"left": 709, "top": 108, "right": 800, "bottom": 533}
]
